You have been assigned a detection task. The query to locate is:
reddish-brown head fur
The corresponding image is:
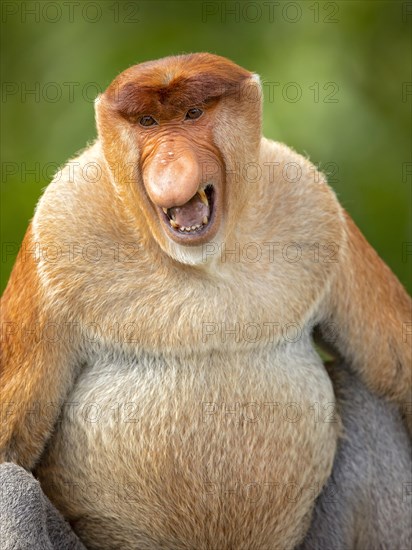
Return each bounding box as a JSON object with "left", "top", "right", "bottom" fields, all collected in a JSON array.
[{"left": 106, "top": 53, "right": 252, "bottom": 121}]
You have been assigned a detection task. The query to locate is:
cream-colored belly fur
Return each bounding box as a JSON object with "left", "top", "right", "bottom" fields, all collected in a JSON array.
[{"left": 37, "top": 339, "right": 337, "bottom": 550}]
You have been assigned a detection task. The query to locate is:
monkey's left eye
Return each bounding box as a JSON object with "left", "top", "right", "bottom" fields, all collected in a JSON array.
[
  {"left": 139, "top": 116, "right": 158, "bottom": 127},
  {"left": 185, "top": 108, "right": 203, "bottom": 120}
]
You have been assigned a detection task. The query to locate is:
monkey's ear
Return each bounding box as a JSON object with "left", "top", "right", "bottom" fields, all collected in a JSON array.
[
  {"left": 243, "top": 72, "right": 262, "bottom": 102},
  {"left": 94, "top": 93, "right": 107, "bottom": 134},
  {"left": 318, "top": 211, "right": 412, "bottom": 430},
  {"left": 250, "top": 73, "right": 262, "bottom": 86},
  {"left": 94, "top": 93, "right": 103, "bottom": 108}
]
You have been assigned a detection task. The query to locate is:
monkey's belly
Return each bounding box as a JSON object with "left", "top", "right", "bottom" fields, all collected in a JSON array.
[{"left": 36, "top": 347, "right": 338, "bottom": 550}]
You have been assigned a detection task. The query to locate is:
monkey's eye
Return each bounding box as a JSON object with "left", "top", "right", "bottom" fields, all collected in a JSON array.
[
  {"left": 139, "top": 115, "right": 158, "bottom": 127},
  {"left": 185, "top": 108, "right": 203, "bottom": 120}
]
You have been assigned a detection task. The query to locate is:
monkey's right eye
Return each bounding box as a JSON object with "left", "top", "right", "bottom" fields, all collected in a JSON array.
[{"left": 139, "top": 116, "right": 158, "bottom": 127}]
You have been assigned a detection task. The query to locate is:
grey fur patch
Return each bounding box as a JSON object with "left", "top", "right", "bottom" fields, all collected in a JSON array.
[{"left": 298, "top": 364, "right": 412, "bottom": 550}]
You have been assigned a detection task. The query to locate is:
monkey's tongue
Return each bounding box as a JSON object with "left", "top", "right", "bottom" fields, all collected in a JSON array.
[{"left": 168, "top": 189, "right": 210, "bottom": 229}]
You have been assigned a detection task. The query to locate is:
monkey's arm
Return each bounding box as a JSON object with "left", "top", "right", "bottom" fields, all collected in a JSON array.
[
  {"left": 0, "top": 225, "right": 80, "bottom": 469},
  {"left": 318, "top": 211, "right": 412, "bottom": 428}
]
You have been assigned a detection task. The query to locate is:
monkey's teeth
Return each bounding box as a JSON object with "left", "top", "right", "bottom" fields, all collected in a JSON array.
[
  {"left": 197, "top": 189, "right": 208, "bottom": 205},
  {"left": 164, "top": 188, "right": 211, "bottom": 232},
  {"left": 176, "top": 224, "right": 203, "bottom": 233}
]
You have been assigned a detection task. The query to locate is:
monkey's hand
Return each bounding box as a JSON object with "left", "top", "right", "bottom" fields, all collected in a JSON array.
[
  {"left": 0, "top": 225, "right": 80, "bottom": 469},
  {"left": 318, "top": 211, "right": 412, "bottom": 434}
]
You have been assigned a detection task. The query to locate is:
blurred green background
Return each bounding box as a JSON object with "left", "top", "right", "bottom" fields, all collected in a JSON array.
[{"left": 1, "top": 0, "right": 411, "bottom": 293}]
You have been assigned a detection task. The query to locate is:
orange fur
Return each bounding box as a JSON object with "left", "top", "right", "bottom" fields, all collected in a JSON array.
[
  {"left": 320, "top": 211, "right": 412, "bottom": 410},
  {"left": 0, "top": 226, "right": 80, "bottom": 465}
]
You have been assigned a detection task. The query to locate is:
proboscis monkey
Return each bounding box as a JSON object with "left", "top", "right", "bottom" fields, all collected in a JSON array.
[{"left": 1, "top": 53, "right": 411, "bottom": 550}]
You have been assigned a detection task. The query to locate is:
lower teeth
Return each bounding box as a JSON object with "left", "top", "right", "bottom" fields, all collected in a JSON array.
[{"left": 177, "top": 221, "right": 207, "bottom": 232}]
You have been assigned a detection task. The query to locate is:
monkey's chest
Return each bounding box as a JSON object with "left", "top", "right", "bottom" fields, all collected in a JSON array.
[{"left": 36, "top": 348, "right": 338, "bottom": 550}]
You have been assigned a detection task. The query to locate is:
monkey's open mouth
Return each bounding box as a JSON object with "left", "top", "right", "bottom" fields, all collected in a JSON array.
[
  {"left": 159, "top": 184, "right": 218, "bottom": 244},
  {"left": 162, "top": 185, "right": 213, "bottom": 232}
]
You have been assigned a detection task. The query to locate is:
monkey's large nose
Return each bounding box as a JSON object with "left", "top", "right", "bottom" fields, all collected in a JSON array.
[{"left": 144, "top": 149, "right": 201, "bottom": 209}]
